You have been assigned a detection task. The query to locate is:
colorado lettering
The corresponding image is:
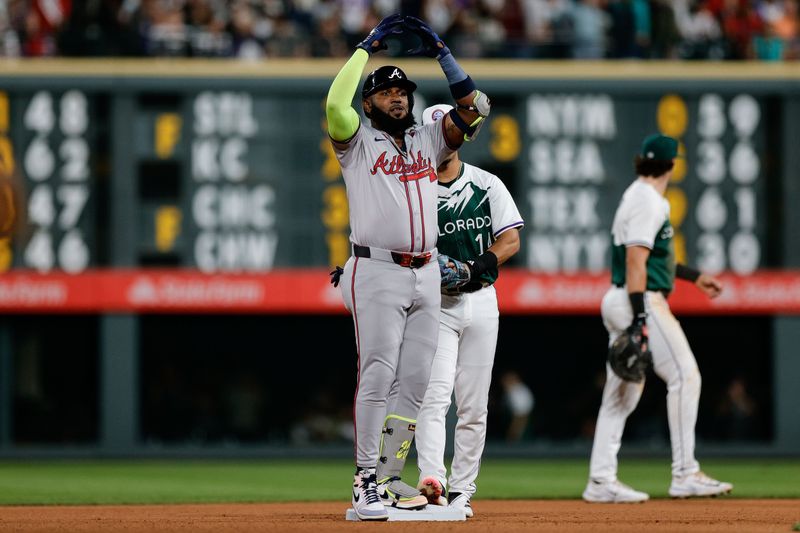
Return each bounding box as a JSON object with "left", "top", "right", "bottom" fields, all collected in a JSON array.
[
  {"left": 370, "top": 150, "right": 437, "bottom": 182},
  {"left": 439, "top": 216, "right": 492, "bottom": 235}
]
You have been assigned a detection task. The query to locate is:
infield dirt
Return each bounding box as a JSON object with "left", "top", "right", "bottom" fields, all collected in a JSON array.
[{"left": 1, "top": 500, "right": 798, "bottom": 532}]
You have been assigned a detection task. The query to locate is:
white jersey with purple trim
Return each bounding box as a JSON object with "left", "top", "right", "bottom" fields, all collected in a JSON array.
[
  {"left": 334, "top": 120, "right": 453, "bottom": 253},
  {"left": 585, "top": 177, "right": 729, "bottom": 499},
  {"left": 436, "top": 162, "right": 524, "bottom": 284},
  {"left": 416, "top": 160, "right": 524, "bottom": 503}
]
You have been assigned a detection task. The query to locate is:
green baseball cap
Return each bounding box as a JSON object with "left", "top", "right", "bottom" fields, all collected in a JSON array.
[{"left": 641, "top": 134, "right": 678, "bottom": 160}]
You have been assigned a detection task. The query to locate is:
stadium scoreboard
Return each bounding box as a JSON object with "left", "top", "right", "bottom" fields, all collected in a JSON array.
[
  {"left": 0, "top": 62, "right": 796, "bottom": 307},
  {"left": 3, "top": 89, "right": 99, "bottom": 273}
]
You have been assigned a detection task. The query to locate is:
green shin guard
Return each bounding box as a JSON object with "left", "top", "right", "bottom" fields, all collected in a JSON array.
[
  {"left": 377, "top": 414, "right": 416, "bottom": 481},
  {"left": 375, "top": 414, "right": 425, "bottom": 504}
]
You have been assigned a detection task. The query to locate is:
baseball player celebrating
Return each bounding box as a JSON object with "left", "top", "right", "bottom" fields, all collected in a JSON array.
[
  {"left": 414, "top": 104, "right": 523, "bottom": 518},
  {"left": 582, "top": 134, "right": 733, "bottom": 503},
  {"left": 325, "top": 15, "right": 492, "bottom": 521}
]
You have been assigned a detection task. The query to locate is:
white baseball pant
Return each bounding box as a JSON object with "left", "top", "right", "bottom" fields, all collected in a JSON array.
[
  {"left": 589, "top": 286, "right": 701, "bottom": 481},
  {"left": 416, "top": 286, "right": 499, "bottom": 497},
  {"left": 339, "top": 254, "right": 441, "bottom": 468}
]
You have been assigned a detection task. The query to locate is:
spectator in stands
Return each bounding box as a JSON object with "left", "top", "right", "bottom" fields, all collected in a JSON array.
[
  {"left": 772, "top": 0, "right": 799, "bottom": 58},
  {"left": 757, "top": 0, "right": 785, "bottom": 26},
  {"left": 471, "top": 0, "right": 515, "bottom": 57},
  {"left": 649, "top": 0, "right": 682, "bottom": 58},
  {"left": 496, "top": 0, "right": 530, "bottom": 57},
  {"left": 309, "top": 4, "right": 349, "bottom": 57},
  {"left": 0, "top": 0, "right": 798, "bottom": 61},
  {"left": 21, "top": 0, "right": 72, "bottom": 56},
  {"left": 140, "top": 0, "right": 190, "bottom": 57},
  {"left": 446, "top": 9, "right": 487, "bottom": 58},
  {"left": 524, "top": 0, "right": 573, "bottom": 58},
  {"left": 756, "top": 0, "right": 799, "bottom": 59},
  {"left": 0, "top": 1, "right": 23, "bottom": 56},
  {"left": 57, "top": 0, "right": 139, "bottom": 56},
  {"left": 606, "top": 0, "right": 638, "bottom": 57},
  {"left": 228, "top": 0, "right": 266, "bottom": 58},
  {"left": 265, "top": 16, "right": 309, "bottom": 56},
  {"left": 570, "top": 0, "right": 610, "bottom": 58},
  {"left": 721, "top": 0, "right": 764, "bottom": 58},
  {"left": 675, "top": 0, "right": 725, "bottom": 59},
  {"left": 185, "top": 0, "right": 231, "bottom": 57},
  {"left": 632, "top": 0, "right": 652, "bottom": 56}
]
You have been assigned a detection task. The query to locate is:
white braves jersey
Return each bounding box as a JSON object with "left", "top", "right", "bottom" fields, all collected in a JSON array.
[
  {"left": 610, "top": 179, "right": 670, "bottom": 249},
  {"left": 333, "top": 120, "right": 453, "bottom": 253}
]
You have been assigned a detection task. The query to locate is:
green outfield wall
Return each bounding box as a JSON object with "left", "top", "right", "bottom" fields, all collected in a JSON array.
[{"left": 0, "top": 60, "right": 797, "bottom": 457}]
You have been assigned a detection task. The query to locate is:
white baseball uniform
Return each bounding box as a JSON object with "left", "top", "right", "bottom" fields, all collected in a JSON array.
[
  {"left": 589, "top": 178, "right": 702, "bottom": 481},
  {"left": 415, "top": 159, "right": 524, "bottom": 498},
  {"left": 334, "top": 118, "right": 454, "bottom": 468}
]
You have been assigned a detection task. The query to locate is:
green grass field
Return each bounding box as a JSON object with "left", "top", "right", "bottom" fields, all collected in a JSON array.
[{"left": 0, "top": 458, "right": 798, "bottom": 505}]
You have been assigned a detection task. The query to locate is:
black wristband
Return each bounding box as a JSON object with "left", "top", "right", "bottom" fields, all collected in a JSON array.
[
  {"left": 468, "top": 250, "right": 498, "bottom": 282},
  {"left": 629, "top": 292, "right": 646, "bottom": 320},
  {"left": 449, "top": 76, "right": 476, "bottom": 100},
  {"left": 676, "top": 264, "right": 701, "bottom": 283}
]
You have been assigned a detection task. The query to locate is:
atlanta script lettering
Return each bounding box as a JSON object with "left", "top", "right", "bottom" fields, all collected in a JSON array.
[{"left": 370, "top": 151, "right": 437, "bottom": 183}]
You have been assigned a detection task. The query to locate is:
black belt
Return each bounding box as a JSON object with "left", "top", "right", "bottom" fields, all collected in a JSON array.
[
  {"left": 353, "top": 244, "right": 432, "bottom": 269},
  {"left": 614, "top": 283, "right": 671, "bottom": 298}
]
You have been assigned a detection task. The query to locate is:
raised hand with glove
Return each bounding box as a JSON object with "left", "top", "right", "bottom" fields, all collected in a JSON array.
[
  {"left": 403, "top": 15, "right": 490, "bottom": 145},
  {"left": 404, "top": 16, "right": 450, "bottom": 59},
  {"left": 357, "top": 14, "right": 405, "bottom": 55},
  {"left": 326, "top": 14, "right": 409, "bottom": 144}
]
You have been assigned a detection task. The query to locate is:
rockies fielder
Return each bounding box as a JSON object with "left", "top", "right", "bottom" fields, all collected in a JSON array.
[
  {"left": 415, "top": 104, "right": 523, "bottom": 518},
  {"left": 325, "top": 15, "right": 492, "bottom": 521},
  {"left": 583, "top": 134, "right": 733, "bottom": 503}
]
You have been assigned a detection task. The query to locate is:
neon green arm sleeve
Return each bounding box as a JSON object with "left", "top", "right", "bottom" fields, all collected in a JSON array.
[{"left": 326, "top": 49, "right": 368, "bottom": 142}]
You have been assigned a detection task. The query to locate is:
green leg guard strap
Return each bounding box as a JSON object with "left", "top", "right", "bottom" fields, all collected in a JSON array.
[{"left": 376, "top": 414, "right": 416, "bottom": 483}]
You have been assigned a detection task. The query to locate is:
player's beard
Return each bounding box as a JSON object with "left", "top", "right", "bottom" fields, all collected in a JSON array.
[{"left": 371, "top": 106, "right": 416, "bottom": 137}]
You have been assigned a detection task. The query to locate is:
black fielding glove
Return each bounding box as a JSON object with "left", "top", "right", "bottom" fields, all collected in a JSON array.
[{"left": 608, "top": 324, "right": 653, "bottom": 382}]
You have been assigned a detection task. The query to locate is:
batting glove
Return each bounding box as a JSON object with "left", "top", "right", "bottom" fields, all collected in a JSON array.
[{"left": 357, "top": 14, "right": 405, "bottom": 55}]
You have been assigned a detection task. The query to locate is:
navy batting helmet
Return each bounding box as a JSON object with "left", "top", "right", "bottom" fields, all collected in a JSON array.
[{"left": 362, "top": 65, "right": 417, "bottom": 116}]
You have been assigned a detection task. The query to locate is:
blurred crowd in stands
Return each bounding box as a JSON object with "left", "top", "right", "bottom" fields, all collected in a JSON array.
[{"left": 0, "top": 0, "right": 797, "bottom": 60}]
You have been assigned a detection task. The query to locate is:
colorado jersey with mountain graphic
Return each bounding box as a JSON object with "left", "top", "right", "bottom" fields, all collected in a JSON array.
[
  {"left": 437, "top": 163, "right": 524, "bottom": 285},
  {"left": 610, "top": 179, "right": 676, "bottom": 292}
]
